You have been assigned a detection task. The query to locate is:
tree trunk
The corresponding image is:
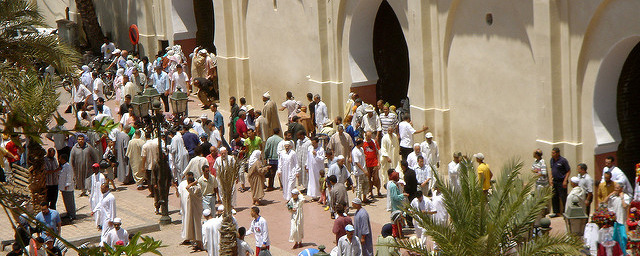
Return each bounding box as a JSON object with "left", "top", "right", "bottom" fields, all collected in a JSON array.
[
  {"left": 192, "top": 0, "right": 216, "bottom": 53},
  {"left": 75, "top": 0, "right": 104, "bottom": 53},
  {"left": 219, "top": 214, "right": 238, "bottom": 255},
  {"left": 27, "top": 139, "right": 47, "bottom": 207}
]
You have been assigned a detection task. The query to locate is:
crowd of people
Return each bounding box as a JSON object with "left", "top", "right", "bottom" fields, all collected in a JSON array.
[{"left": 7, "top": 39, "right": 629, "bottom": 256}]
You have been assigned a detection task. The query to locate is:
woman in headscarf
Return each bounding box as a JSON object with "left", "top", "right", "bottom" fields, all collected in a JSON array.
[
  {"left": 113, "top": 68, "right": 125, "bottom": 103},
  {"left": 375, "top": 224, "right": 399, "bottom": 256},
  {"left": 247, "top": 150, "right": 268, "bottom": 205},
  {"left": 125, "top": 60, "right": 135, "bottom": 77}
]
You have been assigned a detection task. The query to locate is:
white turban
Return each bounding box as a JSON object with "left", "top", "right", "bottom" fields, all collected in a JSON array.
[
  {"left": 183, "top": 118, "right": 191, "bottom": 125},
  {"left": 203, "top": 209, "right": 211, "bottom": 217},
  {"left": 263, "top": 91, "right": 271, "bottom": 98},
  {"left": 570, "top": 176, "right": 580, "bottom": 184},
  {"left": 82, "top": 65, "right": 89, "bottom": 72},
  {"left": 336, "top": 155, "right": 345, "bottom": 161}
]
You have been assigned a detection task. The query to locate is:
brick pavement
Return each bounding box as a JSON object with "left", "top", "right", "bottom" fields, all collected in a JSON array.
[{"left": 0, "top": 91, "right": 569, "bottom": 255}]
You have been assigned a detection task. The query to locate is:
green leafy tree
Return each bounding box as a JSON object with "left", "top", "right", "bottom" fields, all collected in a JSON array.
[
  {"left": 396, "top": 157, "right": 584, "bottom": 255},
  {"left": 0, "top": 0, "right": 80, "bottom": 206}
]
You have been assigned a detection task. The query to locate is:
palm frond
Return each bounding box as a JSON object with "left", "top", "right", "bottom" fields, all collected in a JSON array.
[{"left": 516, "top": 233, "right": 584, "bottom": 256}]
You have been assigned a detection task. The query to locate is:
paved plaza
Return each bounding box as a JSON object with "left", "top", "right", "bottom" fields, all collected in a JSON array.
[{"left": 0, "top": 92, "right": 570, "bottom": 255}]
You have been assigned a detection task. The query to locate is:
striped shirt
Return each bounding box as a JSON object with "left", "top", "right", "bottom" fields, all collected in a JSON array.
[
  {"left": 44, "top": 156, "right": 59, "bottom": 186},
  {"left": 379, "top": 112, "right": 397, "bottom": 134}
]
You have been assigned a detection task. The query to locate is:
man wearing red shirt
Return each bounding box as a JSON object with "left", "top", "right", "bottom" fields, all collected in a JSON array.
[
  {"left": 5, "top": 134, "right": 22, "bottom": 165},
  {"left": 236, "top": 111, "right": 248, "bottom": 138},
  {"left": 363, "top": 131, "right": 381, "bottom": 199},
  {"left": 205, "top": 146, "right": 218, "bottom": 176}
]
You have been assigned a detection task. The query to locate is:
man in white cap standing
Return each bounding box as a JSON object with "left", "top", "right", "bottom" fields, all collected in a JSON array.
[
  {"left": 202, "top": 208, "right": 223, "bottom": 256},
  {"left": 421, "top": 132, "right": 439, "bottom": 169},
  {"left": 262, "top": 91, "right": 283, "bottom": 138},
  {"left": 278, "top": 140, "right": 299, "bottom": 200},
  {"left": 475, "top": 153, "right": 492, "bottom": 194},
  {"left": 362, "top": 106, "right": 382, "bottom": 141},
  {"left": 565, "top": 176, "right": 585, "bottom": 214},
  {"left": 287, "top": 188, "right": 304, "bottom": 249},
  {"left": 105, "top": 217, "right": 129, "bottom": 247},
  {"left": 337, "top": 224, "right": 362, "bottom": 256}
]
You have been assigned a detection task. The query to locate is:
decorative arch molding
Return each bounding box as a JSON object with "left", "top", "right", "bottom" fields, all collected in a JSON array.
[
  {"left": 591, "top": 36, "right": 640, "bottom": 154},
  {"left": 340, "top": 0, "right": 409, "bottom": 86}
]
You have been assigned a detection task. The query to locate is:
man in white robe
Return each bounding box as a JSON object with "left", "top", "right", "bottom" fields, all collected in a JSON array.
[
  {"left": 169, "top": 131, "right": 189, "bottom": 184},
  {"left": 89, "top": 163, "right": 105, "bottom": 227},
  {"left": 202, "top": 209, "right": 222, "bottom": 256},
  {"left": 105, "top": 218, "right": 129, "bottom": 247},
  {"left": 115, "top": 130, "right": 132, "bottom": 184},
  {"left": 407, "top": 144, "right": 428, "bottom": 169},
  {"left": 278, "top": 141, "right": 299, "bottom": 200},
  {"left": 306, "top": 137, "right": 325, "bottom": 199},
  {"left": 288, "top": 189, "right": 304, "bottom": 249},
  {"left": 295, "top": 133, "right": 311, "bottom": 189},
  {"left": 565, "top": 177, "right": 586, "bottom": 214},
  {"left": 180, "top": 174, "right": 203, "bottom": 248},
  {"left": 379, "top": 127, "right": 399, "bottom": 186},
  {"left": 94, "top": 183, "right": 116, "bottom": 246},
  {"left": 183, "top": 146, "right": 209, "bottom": 180},
  {"left": 125, "top": 130, "right": 146, "bottom": 188},
  {"left": 213, "top": 148, "right": 237, "bottom": 206},
  {"left": 601, "top": 156, "right": 633, "bottom": 195},
  {"left": 420, "top": 132, "right": 439, "bottom": 169}
]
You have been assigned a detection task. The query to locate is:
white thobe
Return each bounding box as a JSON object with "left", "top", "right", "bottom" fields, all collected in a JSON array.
[
  {"left": 420, "top": 140, "right": 439, "bottom": 167},
  {"left": 278, "top": 149, "right": 299, "bottom": 200},
  {"left": 336, "top": 235, "right": 362, "bottom": 256},
  {"left": 288, "top": 196, "right": 304, "bottom": 242},
  {"left": 306, "top": 145, "right": 325, "bottom": 198},
  {"left": 565, "top": 186, "right": 585, "bottom": 214},
  {"left": 296, "top": 137, "right": 311, "bottom": 188},
  {"left": 213, "top": 155, "right": 237, "bottom": 206},
  {"left": 379, "top": 133, "right": 399, "bottom": 184},
  {"left": 202, "top": 217, "right": 222, "bottom": 256},
  {"left": 448, "top": 161, "right": 460, "bottom": 189},
  {"left": 169, "top": 133, "right": 189, "bottom": 183},
  {"left": 183, "top": 156, "right": 208, "bottom": 180},
  {"left": 314, "top": 101, "right": 329, "bottom": 130},
  {"left": 602, "top": 166, "right": 633, "bottom": 195},
  {"left": 410, "top": 196, "right": 435, "bottom": 243},
  {"left": 407, "top": 151, "right": 428, "bottom": 170},
  {"left": 105, "top": 228, "right": 129, "bottom": 247},
  {"left": 95, "top": 191, "right": 116, "bottom": 246},
  {"left": 432, "top": 193, "right": 448, "bottom": 224},
  {"left": 178, "top": 180, "right": 189, "bottom": 220},
  {"left": 328, "top": 163, "right": 349, "bottom": 184},
  {"left": 608, "top": 193, "right": 631, "bottom": 224},
  {"left": 90, "top": 173, "right": 106, "bottom": 226}
]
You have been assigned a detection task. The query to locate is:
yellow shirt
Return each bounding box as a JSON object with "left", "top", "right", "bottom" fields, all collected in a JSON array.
[
  {"left": 477, "top": 163, "right": 492, "bottom": 191},
  {"left": 597, "top": 181, "right": 616, "bottom": 204}
]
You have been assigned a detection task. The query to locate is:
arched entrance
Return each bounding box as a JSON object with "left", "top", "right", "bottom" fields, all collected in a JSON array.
[
  {"left": 616, "top": 41, "right": 640, "bottom": 182},
  {"left": 372, "top": 0, "right": 409, "bottom": 107}
]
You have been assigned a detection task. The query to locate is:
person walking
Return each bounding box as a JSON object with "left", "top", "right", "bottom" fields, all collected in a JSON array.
[
  {"left": 247, "top": 206, "right": 270, "bottom": 255},
  {"left": 44, "top": 148, "right": 60, "bottom": 209},
  {"left": 57, "top": 154, "right": 76, "bottom": 220},
  {"left": 69, "top": 134, "right": 98, "bottom": 196},
  {"left": 352, "top": 198, "right": 372, "bottom": 256},
  {"left": 287, "top": 189, "right": 304, "bottom": 249}
]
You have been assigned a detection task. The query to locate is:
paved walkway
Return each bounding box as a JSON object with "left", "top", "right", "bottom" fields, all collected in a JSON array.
[{"left": 0, "top": 91, "right": 570, "bottom": 255}]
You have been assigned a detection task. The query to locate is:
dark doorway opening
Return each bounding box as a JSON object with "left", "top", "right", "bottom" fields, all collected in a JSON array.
[
  {"left": 373, "top": 0, "right": 410, "bottom": 107},
  {"left": 616, "top": 42, "right": 640, "bottom": 185}
]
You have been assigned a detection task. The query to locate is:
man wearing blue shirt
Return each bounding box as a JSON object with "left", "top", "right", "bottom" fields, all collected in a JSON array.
[
  {"left": 549, "top": 147, "right": 571, "bottom": 218},
  {"left": 35, "top": 202, "right": 62, "bottom": 238},
  {"left": 150, "top": 66, "right": 171, "bottom": 112}
]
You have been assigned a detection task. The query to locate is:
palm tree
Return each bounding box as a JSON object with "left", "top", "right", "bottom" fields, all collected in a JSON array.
[
  {"left": 0, "top": 0, "right": 80, "bottom": 207},
  {"left": 217, "top": 159, "right": 241, "bottom": 256},
  {"left": 397, "top": 157, "right": 585, "bottom": 255},
  {"left": 74, "top": 0, "right": 105, "bottom": 52}
]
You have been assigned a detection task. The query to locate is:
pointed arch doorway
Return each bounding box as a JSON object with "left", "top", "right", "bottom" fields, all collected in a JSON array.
[
  {"left": 616, "top": 41, "right": 640, "bottom": 184},
  {"left": 373, "top": 0, "right": 410, "bottom": 107}
]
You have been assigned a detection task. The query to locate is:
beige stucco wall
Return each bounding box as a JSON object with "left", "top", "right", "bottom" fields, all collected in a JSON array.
[
  {"left": 214, "top": 0, "right": 640, "bottom": 182},
  {"left": 36, "top": 0, "right": 640, "bottom": 181},
  {"left": 36, "top": 0, "right": 198, "bottom": 57}
]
